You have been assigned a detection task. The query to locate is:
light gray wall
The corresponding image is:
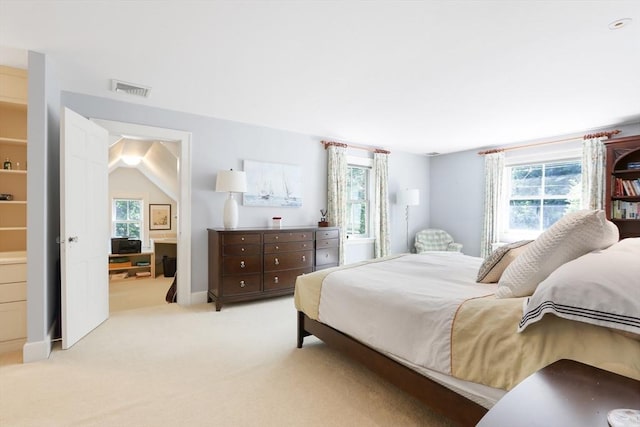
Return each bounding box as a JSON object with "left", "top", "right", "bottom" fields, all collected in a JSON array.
[
  {"left": 429, "top": 122, "right": 640, "bottom": 257},
  {"left": 429, "top": 150, "right": 484, "bottom": 256},
  {"left": 60, "top": 91, "right": 430, "bottom": 294},
  {"left": 388, "top": 150, "right": 430, "bottom": 254},
  {"left": 26, "top": 51, "right": 60, "bottom": 353}
]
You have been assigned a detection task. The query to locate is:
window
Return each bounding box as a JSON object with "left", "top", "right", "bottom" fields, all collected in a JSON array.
[
  {"left": 112, "top": 198, "right": 143, "bottom": 239},
  {"left": 502, "top": 160, "right": 581, "bottom": 240},
  {"left": 345, "top": 157, "right": 373, "bottom": 238}
]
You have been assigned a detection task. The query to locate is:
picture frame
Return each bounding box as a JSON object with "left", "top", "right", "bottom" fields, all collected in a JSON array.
[
  {"left": 243, "top": 160, "right": 303, "bottom": 207},
  {"left": 149, "top": 204, "right": 171, "bottom": 230}
]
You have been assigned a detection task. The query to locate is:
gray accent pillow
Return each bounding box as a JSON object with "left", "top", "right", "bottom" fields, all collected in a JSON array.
[{"left": 476, "top": 240, "right": 533, "bottom": 283}]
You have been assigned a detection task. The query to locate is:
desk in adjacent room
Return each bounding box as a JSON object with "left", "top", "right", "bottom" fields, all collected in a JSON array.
[{"left": 151, "top": 238, "right": 177, "bottom": 277}]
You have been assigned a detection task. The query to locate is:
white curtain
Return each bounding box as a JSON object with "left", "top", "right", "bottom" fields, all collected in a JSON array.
[
  {"left": 481, "top": 152, "right": 504, "bottom": 258},
  {"left": 327, "top": 144, "right": 348, "bottom": 265},
  {"left": 581, "top": 137, "right": 606, "bottom": 210},
  {"left": 373, "top": 152, "right": 390, "bottom": 258}
]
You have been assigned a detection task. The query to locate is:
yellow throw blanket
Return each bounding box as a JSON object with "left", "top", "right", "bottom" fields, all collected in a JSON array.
[{"left": 451, "top": 295, "right": 640, "bottom": 390}]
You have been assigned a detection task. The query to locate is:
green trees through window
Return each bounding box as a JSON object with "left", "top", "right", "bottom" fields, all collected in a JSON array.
[
  {"left": 507, "top": 161, "right": 581, "bottom": 232},
  {"left": 113, "top": 199, "right": 142, "bottom": 239},
  {"left": 346, "top": 166, "right": 369, "bottom": 236}
]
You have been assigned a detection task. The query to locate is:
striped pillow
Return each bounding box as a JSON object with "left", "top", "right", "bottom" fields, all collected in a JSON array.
[
  {"left": 476, "top": 240, "right": 533, "bottom": 283},
  {"left": 518, "top": 238, "right": 640, "bottom": 339}
]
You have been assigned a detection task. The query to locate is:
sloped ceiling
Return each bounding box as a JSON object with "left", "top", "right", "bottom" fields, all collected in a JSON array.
[
  {"left": 109, "top": 138, "right": 178, "bottom": 201},
  {"left": 1, "top": 1, "right": 639, "bottom": 154}
]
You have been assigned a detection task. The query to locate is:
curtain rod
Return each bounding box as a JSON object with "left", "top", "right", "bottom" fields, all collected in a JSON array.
[
  {"left": 477, "top": 130, "right": 621, "bottom": 156},
  {"left": 321, "top": 140, "right": 391, "bottom": 154}
]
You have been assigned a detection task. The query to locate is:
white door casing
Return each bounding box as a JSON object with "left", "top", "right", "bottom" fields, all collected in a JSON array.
[
  {"left": 91, "top": 118, "right": 192, "bottom": 305},
  {"left": 60, "top": 108, "right": 110, "bottom": 349}
]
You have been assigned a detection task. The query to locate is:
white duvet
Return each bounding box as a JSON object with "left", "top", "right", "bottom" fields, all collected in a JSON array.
[{"left": 318, "top": 253, "right": 497, "bottom": 375}]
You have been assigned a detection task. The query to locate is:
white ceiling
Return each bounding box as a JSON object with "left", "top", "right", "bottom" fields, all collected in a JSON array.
[{"left": 1, "top": 1, "right": 639, "bottom": 154}]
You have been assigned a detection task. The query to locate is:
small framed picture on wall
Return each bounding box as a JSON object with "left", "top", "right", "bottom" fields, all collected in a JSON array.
[{"left": 149, "top": 204, "right": 171, "bottom": 230}]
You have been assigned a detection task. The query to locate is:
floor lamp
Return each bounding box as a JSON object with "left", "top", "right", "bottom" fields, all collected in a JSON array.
[
  {"left": 398, "top": 189, "right": 420, "bottom": 252},
  {"left": 216, "top": 169, "right": 247, "bottom": 229}
]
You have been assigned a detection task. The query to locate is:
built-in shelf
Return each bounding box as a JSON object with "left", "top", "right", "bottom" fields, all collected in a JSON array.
[
  {"left": 0, "top": 227, "right": 27, "bottom": 231},
  {"left": 109, "top": 252, "right": 156, "bottom": 281},
  {"left": 0, "top": 201, "right": 27, "bottom": 205},
  {"left": 0, "top": 137, "right": 27, "bottom": 145},
  {"left": 0, "top": 169, "right": 27, "bottom": 175}
]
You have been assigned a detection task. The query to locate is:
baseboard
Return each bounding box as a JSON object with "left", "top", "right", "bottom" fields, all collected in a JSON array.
[
  {"left": 22, "top": 321, "right": 56, "bottom": 363},
  {"left": 190, "top": 291, "right": 208, "bottom": 304}
]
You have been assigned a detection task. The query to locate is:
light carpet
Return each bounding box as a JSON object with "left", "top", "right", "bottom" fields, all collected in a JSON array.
[{"left": 0, "top": 295, "right": 454, "bottom": 426}]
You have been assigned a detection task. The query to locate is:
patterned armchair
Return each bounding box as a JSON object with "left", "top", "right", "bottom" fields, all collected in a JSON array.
[{"left": 414, "top": 229, "right": 463, "bottom": 253}]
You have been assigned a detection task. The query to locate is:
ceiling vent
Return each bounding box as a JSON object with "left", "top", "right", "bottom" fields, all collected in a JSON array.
[{"left": 111, "top": 79, "right": 151, "bottom": 98}]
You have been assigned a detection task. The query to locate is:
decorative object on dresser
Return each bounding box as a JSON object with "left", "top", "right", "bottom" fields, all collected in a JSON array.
[
  {"left": 215, "top": 169, "right": 247, "bottom": 229},
  {"left": 397, "top": 188, "right": 420, "bottom": 251},
  {"left": 605, "top": 135, "right": 640, "bottom": 238},
  {"left": 208, "top": 226, "right": 339, "bottom": 311},
  {"left": 318, "top": 209, "right": 329, "bottom": 227}
]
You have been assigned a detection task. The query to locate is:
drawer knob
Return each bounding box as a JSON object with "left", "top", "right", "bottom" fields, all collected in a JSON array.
[
  {"left": 274, "top": 258, "right": 279, "bottom": 265},
  {"left": 240, "top": 261, "right": 245, "bottom": 268},
  {"left": 303, "top": 244, "right": 307, "bottom": 248},
  {"left": 241, "top": 237, "right": 245, "bottom": 241},
  {"left": 275, "top": 246, "right": 279, "bottom": 250},
  {"left": 241, "top": 247, "right": 245, "bottom": 252},
  {"left": 240, "top": 280, "right": 246, "bottom": 288},
  {"left": 274, "top": 276, "right": 279, "bottom": 284},
  {"left": 275, "top": 236, "right": 279, "bottom": 240},
  {"left": 303, "top": 234, "right": 306, "bottom": 238},
  {"left": 302, "top": 255, "right": 306, "bottom": 262}
]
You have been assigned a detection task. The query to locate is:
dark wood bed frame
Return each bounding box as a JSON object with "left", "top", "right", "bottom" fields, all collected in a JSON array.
[{"left": 297, "top": 311, "right": 488, "bottom": 427}]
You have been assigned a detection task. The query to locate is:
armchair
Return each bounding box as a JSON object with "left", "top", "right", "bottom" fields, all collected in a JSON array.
[{"left": 414, "top": 229, "right": 463, "bottom": 253}]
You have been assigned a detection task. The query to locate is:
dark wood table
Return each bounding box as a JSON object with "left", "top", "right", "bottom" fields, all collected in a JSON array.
[{"left": 476, "top": 359, "right": 640, "bottom": 427}]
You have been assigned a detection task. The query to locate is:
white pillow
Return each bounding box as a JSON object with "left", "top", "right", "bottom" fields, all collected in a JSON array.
[
  {"left": 518, "top": 238, "right": 640, "bottom": 339},
  {"left": 496, "top": 210, "right": 619, "bottom": 298}
]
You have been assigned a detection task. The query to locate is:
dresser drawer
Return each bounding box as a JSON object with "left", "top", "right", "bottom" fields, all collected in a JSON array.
[
  {"left": 264, "top": 268, "right": 312, "bottom": 291},
  {"left": 0, "top": 262, "right": 27, "bottom": 284},
  {"left": 223, "top": 244, "right": 261, "bottom": 256},
  {"left": 222, "top": 255, "right": 262, "bottom": 275},
  {"left": 264, "top": 250, "right": 314, "bottom": 272},
  {"left": 263, "top": 231, "right": 313, "bottom": 243},
  {"left": 0, "top": 281, "right": 26, "bottom": 303},
  {"left": 264, "top": 241, "right": 313, "bottom": 253},
  {"left": 316, "top": 248, "right": 339, "bottom": 267},
  {"left": 222, "top": 233, "right": 261, "bottom": 246},
  {"left": 221, "top": 274, "right": 261, "bottom": 296},
  {"left": 316, "top": 238, "right": 338, "bottom": 249},
  {"left": 316, "top": 229, "right": 339, "bottom": 240}
]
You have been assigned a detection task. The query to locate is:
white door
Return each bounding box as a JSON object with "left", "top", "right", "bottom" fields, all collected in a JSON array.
[{"left": 60, "top": 108, "right": 109, "bottom": 349}]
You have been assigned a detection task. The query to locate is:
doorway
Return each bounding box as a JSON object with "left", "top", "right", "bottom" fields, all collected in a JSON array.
[{"left": 91, "top": 119, "right": 192, "bottom": 307}]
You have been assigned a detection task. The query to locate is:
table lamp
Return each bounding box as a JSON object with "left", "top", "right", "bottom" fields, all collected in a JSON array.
[{"left": 216, "top": 169, "right": 247, "bottom": 229}]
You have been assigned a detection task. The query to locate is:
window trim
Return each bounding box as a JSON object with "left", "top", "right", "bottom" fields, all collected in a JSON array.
[
  {"left": 346, "top": 156, "right": 375, "bottom": 240},
  {"left": 499, "top": 154, "right": 582, "bottom": 243},
  {"left": 111, "top": 197, "right": 144, "bottom": 241}
]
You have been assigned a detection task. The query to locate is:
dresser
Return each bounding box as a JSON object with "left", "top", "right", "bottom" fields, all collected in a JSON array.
[{"left": 208, "top": 227, "right": 339, "bottom": 311}]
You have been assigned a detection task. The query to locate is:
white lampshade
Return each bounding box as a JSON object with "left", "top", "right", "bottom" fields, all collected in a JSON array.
[
  {"left": 398, "top": 188, "right": 420, "bottom": 206},
  {"left": 216, "top": 169, "right": 247, "bottom": 193}
]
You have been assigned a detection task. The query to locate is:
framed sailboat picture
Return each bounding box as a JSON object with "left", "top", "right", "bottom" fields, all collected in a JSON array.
[{"left": 243, "top": 160, "right": 303, "bottom": 207}]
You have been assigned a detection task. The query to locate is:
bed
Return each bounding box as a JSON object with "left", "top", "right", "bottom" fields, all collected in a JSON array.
[{"left": 294, "top": 210, "right": 640, "bottom": 426}]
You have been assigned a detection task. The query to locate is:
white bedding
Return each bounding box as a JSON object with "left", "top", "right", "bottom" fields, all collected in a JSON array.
[{"left": 318, "top": 253, "right": 497, "bottom": 375}]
